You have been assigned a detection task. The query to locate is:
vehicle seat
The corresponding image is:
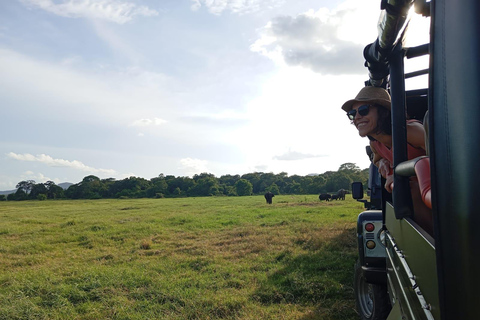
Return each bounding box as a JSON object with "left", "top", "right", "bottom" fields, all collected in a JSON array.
[
  {"left": 415, "top": 111, "right": 431, "bottom": 209},
  {"left": 415, "top": 157, "right": 431, "bottom": 209}
]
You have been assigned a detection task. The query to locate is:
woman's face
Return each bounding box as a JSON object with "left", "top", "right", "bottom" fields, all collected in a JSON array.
[{"left": 350, "top": 102, "right": 378, "bottom": 137}]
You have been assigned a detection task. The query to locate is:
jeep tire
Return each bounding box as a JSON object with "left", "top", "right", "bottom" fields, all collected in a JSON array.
[{"left": 354, "top": 260, "right": 391, "bottom": 320}]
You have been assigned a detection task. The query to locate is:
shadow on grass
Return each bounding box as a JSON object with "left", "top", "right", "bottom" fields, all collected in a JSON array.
[{"left": 252, "top": 227, "right": 359, "bottom": 320}]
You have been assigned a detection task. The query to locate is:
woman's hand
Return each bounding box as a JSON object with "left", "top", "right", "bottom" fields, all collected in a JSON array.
[
  {"left": 376, "top": 158, "right": 394, "bottom": 192},
  {"left": 385, "top": 174, "right": 394, "bottom": 193},
  {"left": 377, "top": 158, "right": 392, "bottom": 179}
]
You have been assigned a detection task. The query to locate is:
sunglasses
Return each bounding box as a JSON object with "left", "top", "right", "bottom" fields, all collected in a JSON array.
[{"left": 347, "top": 104, "right": 371, "bottom": 120}]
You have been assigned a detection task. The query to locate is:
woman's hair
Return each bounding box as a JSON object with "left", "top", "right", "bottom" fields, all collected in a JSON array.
[{"left": 367, "top": 104, "right": 392, "bottom": 140}]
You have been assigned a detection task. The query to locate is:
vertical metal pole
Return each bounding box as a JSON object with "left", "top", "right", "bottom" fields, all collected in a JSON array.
[{"left": 389, "top": 47, "right": 413, "bottom": 219}]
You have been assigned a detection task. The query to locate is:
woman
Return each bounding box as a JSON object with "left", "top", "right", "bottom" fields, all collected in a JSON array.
[
  {"left": 341, "top": 86, "right": 426, "bottom": 192},
  {"left": 342, "top": 86, "right": 433, "bottom": 235}
]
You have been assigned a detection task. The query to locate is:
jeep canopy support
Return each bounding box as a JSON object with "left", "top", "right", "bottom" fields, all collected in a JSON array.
[
  {"left": 363, "top": 0, "right": 415, "bottom": 87},
  {"left": 389, "top": 47, "right": 414, "bottom": 219}
]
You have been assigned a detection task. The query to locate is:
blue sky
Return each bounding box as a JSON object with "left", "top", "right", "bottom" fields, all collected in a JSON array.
[{"left": 0, "top": 0, "right": 429, "bottom": 190}]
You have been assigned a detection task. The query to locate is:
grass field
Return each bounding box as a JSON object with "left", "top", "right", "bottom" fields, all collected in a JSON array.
[{"left": 0, "top": 195, "right": 364, "bottom": 320}]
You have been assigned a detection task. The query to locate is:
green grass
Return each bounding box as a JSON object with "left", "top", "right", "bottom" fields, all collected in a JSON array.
[{"left": 0, "top": 195, "right": 364, "bottom": 319}]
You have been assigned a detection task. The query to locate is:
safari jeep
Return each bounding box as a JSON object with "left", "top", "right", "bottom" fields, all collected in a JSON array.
[{"left": 351, "top": 0, "right": 479, "bottom": 319}]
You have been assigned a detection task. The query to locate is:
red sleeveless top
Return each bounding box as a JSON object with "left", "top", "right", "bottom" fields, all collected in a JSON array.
[
  {"left": 370, "top": 140, "right": 426, "bottom": 164},
  {"left": 370, "top": 120, "right": 426, "bottom": 164}
]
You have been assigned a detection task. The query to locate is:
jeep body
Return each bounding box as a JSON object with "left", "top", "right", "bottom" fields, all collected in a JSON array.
[{"left": 351, "top": 0, "right": 480, "bottom": 319}]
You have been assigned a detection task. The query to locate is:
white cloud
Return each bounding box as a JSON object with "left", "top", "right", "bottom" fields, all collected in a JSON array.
[
  {"left": 129, "top": 118, "right": 167, "bottom": 127},
  {"left": 190, "top": 0, "right": 285, "bottom": 15},
  {"left": 20, "top": 0, "right": 158, "bottom": 24},
  {"left": 20, "top": 171, "right": 60, "bottom": 184},
  {"left": 60, "top": 55, "right": 83, "bottom": 66},
  {"left": 190, "top": 0, "right": 201, "bottom": 11},
  {"left": 179, "top": 158, "right": 209, "bottom": 176},
  {"left": 250, "top": 24, "right": 285, "bottom": 66},
  {"left": 251, "top": 1, "right": 431, "bottom": 76},
  {"left": 7, "top": 152, "right": 117, "bottom": 175},
  {"left": 181, "top": 110, "right": 249, "bottom": 128},
  {"left": 273, "top": 149, "right": 324, "bottom": 161},
  {"left": 0, "top": 48, "right": 175, "bottom": 126},
  {"left": 253, "top": 164, "right": 268, "bottom": 172},
  {"left": 0, "top": 175, "right": 19, "bottom": 191},
  {"left": 251, "top": 1, "right": 379, "bottom": 74}
]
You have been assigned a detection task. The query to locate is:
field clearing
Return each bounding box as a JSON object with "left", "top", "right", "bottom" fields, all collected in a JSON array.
[{"left": 0, "top": 195, "right": 364, "bottom": 319}]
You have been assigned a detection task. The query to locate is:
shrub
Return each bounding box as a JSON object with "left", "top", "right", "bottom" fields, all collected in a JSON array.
[{"left": 37, "top": 194, "right": 47, "bottom": 201}]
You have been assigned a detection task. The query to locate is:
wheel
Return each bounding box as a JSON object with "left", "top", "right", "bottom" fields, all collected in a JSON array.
[{"left": 354, "top": 260, "right": 391, "bottom": 320}]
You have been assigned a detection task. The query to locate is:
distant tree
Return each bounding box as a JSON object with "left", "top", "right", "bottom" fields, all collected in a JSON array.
[
  {"left": 219, "top": 174, "right": 240, "bottom": 195},
  {"left": 325, "top": 171, "right": 352, "bottom": 192},
  {"left": 112, "top": 177, "right": 151, "bottom": 198},
  {"left": 76, "top": 175, "right": 104, "bottom": 198},
  {"left": 285, "top": 175, "right": 303, "bottom": 193},
  {"left": 257, "top": 172, "right": 276, "bottom": 193},
  {"left": 266, "top": 183, "right": 280, "bottom": 195},
  {"left": 234, "top": 179, "right": 253, "bottom": 196},
  {"left": 173, "top": 187, "right": 183, "bottom": 197},
  {"left": 360, "top": 168, "right": 369, "bottom": 189},
  {"left": 338, "top": 163, "right": 361, "bottom": 172},
  {"left": 82, "top": 175, "right": 101, "bottom": 183},
  {"left": 44, "top": 180, "right": 55, "bottom": 189},
  {"left": 285, "top": 181, "right": 301, "bottom": 194},
  {"left": 218, "top": 174, "right": 240, "bottom": 187},
  {"left": 45, "top": 181, "right": 65, "bottom": 199},
  {"left": 273, "top": 172, "right": 288, "bottom": 192},
  {"left": 189, "top": 174, "right": 221, "bottom": 196},
  {"left": 6, "top": 193, "right": 17, "bottom": 201},
  {"left": 308, "top": 175, "right": 327, "bottom": 194},
  {"left": 14, "top": 189, "right": 28, "bottom": 201},
  {"left": 16, "top": 180, "right": 35, "bottom": 194},
  {"left": 165, "top": 176, "right": 194, "bottom": 196},
  {"left": 240, "top": 173, "right": 262, "bottom": 194},
  {"left": 12, "top": 163, "right": 370, "bottom": 200},
  {"left": 147, "top": 176, "right": 168, "bottom": 198},
  {"left": 193, "top": 173, "right": 216, "bottom": 181},
  {"left": 65, "top": 184, "right": 82, "bottom": 199},
  {"left": 65, "top": 175, "right": 108, "bottom": 199},
  {"left": 0, "top": 195, "right": 6, "bottom": 201},
  {"left": 29, "top": 183, "right": 48, "bottom": 200},
  {"left": 223, "top": 185, "right": 237, "bottom": 196},
  {"left": 100, "top": 178, "right": 116, "bottom": 197}
]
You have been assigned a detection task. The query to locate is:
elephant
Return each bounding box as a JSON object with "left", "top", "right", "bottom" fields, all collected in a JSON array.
[
  {"left": 336, "top": 189, "right": 347, "bottom": 200},
  {"left": 319, "top": 193, "right": 332, "bottom": 201},
  {"left": 264, "top": 192, "right": 274, "bottom": 204}
]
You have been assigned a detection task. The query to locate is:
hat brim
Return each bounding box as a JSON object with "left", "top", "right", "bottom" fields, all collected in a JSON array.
[{"left": 341, "top": 98, "right": 391, "bottom": 112}]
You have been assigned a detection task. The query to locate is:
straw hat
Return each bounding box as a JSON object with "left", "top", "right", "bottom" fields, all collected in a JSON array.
[{"left": 341, "top": 86, "right": 391, "bottom": 112}]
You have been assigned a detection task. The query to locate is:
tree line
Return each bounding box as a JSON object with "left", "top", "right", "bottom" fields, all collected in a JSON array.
[{"left": 1, "top": 163, "right": 368, "bottom": 201}]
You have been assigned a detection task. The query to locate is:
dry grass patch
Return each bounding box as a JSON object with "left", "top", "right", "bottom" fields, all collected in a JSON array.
[{"left": 140, "top": 239, "right": 152, "bottom": 250}]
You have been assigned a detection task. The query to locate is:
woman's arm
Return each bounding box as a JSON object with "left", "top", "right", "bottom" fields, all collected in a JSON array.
[
  {"left": 407, "top": 121, "right": 426, "bottom": 150},
  {"left": 370, "top": 141, "right": 394, "bottom": 192},
  {"left": 370, "top": 142, "right": 392, "bottom": 177}
]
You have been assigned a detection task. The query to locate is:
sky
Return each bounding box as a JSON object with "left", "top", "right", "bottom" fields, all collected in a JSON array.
[{"left": 0, "top": 0, "right": 430, "bottom": 191}]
